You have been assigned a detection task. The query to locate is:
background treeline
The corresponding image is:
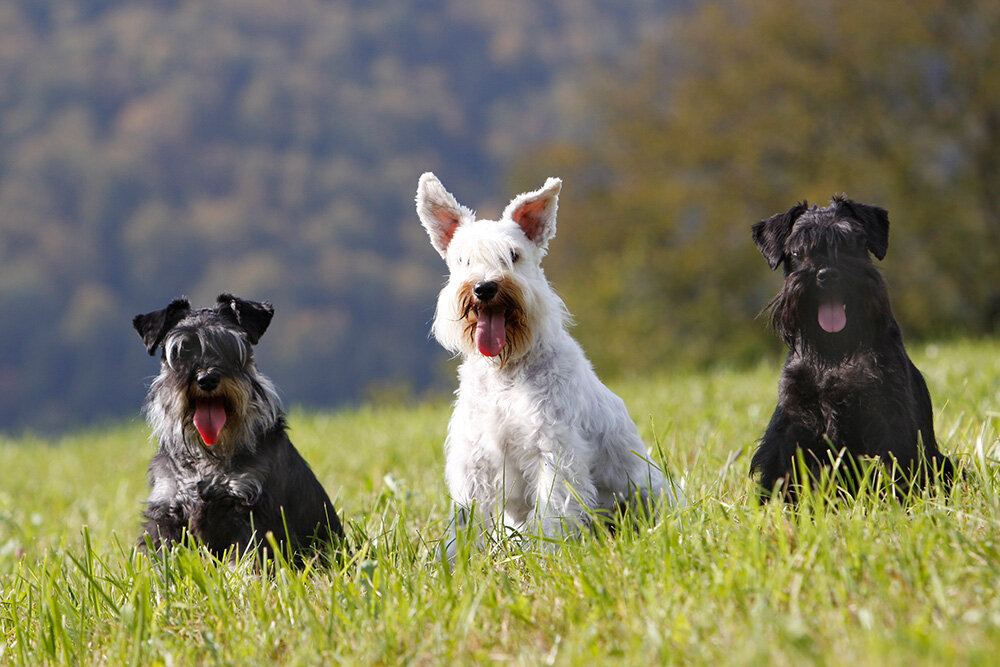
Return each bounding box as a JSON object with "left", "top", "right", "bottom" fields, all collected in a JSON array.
[
  {"left": 524, "top": 0, "right": 1000, "bottom": 375},
  {"left": 0, "top": 0, "right": 677, "bottom": 430},
  {"left": 1, "top": 0, "right": 997, "bottom": 431}
]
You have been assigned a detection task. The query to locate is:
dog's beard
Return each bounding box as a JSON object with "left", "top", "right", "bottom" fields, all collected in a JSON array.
[
  {"left": 455, "top": 279, "right": 532, "bottom": 365},
  {"left": 145, "top": 367, "right": 282, "bottom": 460},
  {"left": 767, "top": 263, "right": 890, "bottom": 356},
  {"left": 187, "top": 379, "right": 251, "bottom": 452}
]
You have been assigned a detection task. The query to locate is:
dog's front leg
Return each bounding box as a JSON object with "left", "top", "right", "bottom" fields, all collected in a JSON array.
[
  {"left": 140, "top": 503, "right": 187, "bottom": 550},
  {"left": 442, "top": 502, "right": 488, "bottom": 562},
  {"left": 443, "top": 438, "right": 500, "bottom": 561},
  {"left": 751, "top": 405, "right": 809, "bottom": 502},
  {"left": 530, "top": 442, "right": 597, "bottom": 546}
]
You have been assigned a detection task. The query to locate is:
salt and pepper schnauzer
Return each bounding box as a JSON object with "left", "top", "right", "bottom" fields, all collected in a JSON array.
[
  {"left": 416, "top": 173, "right": 679, "bottom": 557},
  {"left": 133, "top": 294, "right": 343, "bottom": 561},
  {"left": 750, "top": 197, "right": 954, "bottom": 501}
]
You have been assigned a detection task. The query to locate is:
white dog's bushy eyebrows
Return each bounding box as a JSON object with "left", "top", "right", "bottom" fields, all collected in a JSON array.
[{"left": 449, "top": 224, "right": 532, "bottom": 266}]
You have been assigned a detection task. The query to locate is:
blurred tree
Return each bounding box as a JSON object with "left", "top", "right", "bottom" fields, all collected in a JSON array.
[
  {"left": 522, "top": 0, "right": 1000, "bottom": 375},
  {"left": 0, "top": 0, "right": 680, "bottom": 431}
]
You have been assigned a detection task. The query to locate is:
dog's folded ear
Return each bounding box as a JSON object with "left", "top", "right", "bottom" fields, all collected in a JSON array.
[
  {"left": 215, "top": 294, "right": 275, "bottom": 345},
  {"left": 416, "top": 172, "right": 476, "bottom": 258},
  {"left": 751, "top": 202, "right": 808, "bottom": 270},
  {"left": 134, "top": 298, "right": 191, "bottom": 355},
  {"left": 835, "top": 198, "right": 889, "bottom": 260},
  {"left": 503, "top": 177, "right": 562, "bottom": 249}
]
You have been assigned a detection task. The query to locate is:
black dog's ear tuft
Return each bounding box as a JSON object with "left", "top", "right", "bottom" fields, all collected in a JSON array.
[
  {"left": 835, "top": 197, "right": 889, "bottom": 260},
  {"left": 751, "top": 202, "right": 808, "bottom": 270},
  {"left": 215, "top": 293, "right": 274, "bottom": 344},
  {"left": 133, "top": 298, "right": 191, "bottom": 355}
]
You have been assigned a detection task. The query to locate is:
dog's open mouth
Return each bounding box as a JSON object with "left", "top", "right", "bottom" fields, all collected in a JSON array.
[
  {"left": 818, "top": 296, "right": 847, "bottom": 333},
  {"left": 193, "top": 397, "right": 227, "bottom": 446},
  {"left": 475, "top": 308, "right": 506, "bottom": 357}
]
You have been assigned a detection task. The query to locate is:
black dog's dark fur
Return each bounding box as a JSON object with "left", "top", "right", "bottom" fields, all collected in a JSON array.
[
  {"left": 750, "top": 197, "right": 954, "bottom": 501},
  {"left": 133, "top": 294, "right": 343, "bottom": 561}
]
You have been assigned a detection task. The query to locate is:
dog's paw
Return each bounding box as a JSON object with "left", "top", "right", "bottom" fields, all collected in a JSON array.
[
  {"left": 196, "top": 477, "right": 228, "bottom": 501},
  {"left": 227, "top": 476, "right": 263, "bottom": 506}
]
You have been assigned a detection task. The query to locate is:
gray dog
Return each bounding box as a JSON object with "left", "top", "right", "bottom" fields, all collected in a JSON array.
[{"left": 133, "top": 294, "right": 342, "bottom": 561}]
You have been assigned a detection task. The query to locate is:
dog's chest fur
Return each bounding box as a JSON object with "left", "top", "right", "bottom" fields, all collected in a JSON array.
[
  {"left": 446, "top": 331, "right": 642, "bottom": 507},
  {"left": 148, "top": 440, "right": 266, "bottom": 514},
  {"left": 780, "top": 346, "right": 913, "bottom": 450},
  {"left": 453, "top": 337, "right": 590, "bottom": 441}
]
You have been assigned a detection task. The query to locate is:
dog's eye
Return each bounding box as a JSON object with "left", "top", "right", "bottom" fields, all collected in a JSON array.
[
  {"left": 168, "top": 337, "right": 200, "bottom": 367},
  {"left": 790, "top": 251, "right": 802, "bottom": 261},
  {"left": 510, "top": 250, "right": 520, "bottom": 264}
]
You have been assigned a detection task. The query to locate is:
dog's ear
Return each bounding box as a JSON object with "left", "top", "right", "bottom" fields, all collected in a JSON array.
[
  {"left": 836, "top": 198, "right": 889, "bottom": 260},
  {"left": 751, "top": 202, "right": 808, "bottom": 270},
  {"left": 133, "top": 298, "right": 191, "bottom": 355},
  {"left": 503, "top": 177, "right": 562, "bottom": 248},
  {"left": 215, "top": 293, "right": 274, "bottom": 344},
  {"left": 415, "top": 172, "right": 476, "bottom": 258}
]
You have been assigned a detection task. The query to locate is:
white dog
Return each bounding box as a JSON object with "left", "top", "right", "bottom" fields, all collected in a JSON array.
[{"left": 416, "top": 173, "right": 679, "bottom": 557}]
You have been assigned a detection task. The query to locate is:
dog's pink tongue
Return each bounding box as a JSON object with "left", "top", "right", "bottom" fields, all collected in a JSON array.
[
  {"left": 818, "top": 297, "right": 847, "bottom": 333},
  {"left": 193, "top": 398, "right": 227, "bottom": 446},
  {"left": 475, "top": 310, "right": 506, "bottom": 357}
]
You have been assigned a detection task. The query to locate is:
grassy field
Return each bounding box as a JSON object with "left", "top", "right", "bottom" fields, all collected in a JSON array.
[{"left": 1, "top": 339, "right": 999, "bottom": 665}]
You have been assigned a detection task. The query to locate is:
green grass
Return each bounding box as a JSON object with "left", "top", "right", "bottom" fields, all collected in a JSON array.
[{"left": 2, "top": 338, "right": 999, "bottom": 665}]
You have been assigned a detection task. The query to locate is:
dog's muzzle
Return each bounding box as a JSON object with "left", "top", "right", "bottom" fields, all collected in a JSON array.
[
  {"left": 471, "top": 281, "right": 505, "bottom": 357},
  {"left": 814, "top": 268, "right": 846, "bottom": 333},
  {"left": 816, "top": 267, "right": 840, "bottom": 288},
  {"left": 197, "top": 369, "right": 222, "bottom": 393},
  {"left": 474, "top": 281, "right": 499, "bottom": 302},
  {"left": 193, "top": 369, "right": 227, "bottom": 447}
]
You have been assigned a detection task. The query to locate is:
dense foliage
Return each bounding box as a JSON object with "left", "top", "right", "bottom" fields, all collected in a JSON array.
[
  {"left": 0, "top": 0, "right": 677, "bottom": 430},
  {"left": 3, "top": 0, "right": 996, "bottom": 431},
  {"left": 528, "top": 0, "right": 1000, "bottom": 374}
]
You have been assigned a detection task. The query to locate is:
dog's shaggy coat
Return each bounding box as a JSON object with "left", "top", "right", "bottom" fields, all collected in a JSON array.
[
  {"left": 750, "top": 198, "right": 954, "bottom": 501},
  {"left": 417, "top": 173, "right": 679, "bottom": 556},
  {"left": 134, "top": 294, "right": 342, "bottom": 560}
]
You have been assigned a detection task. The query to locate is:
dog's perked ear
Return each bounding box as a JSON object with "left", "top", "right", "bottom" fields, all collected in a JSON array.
[
  {"left": 415, "top": 172, "right": 476, "bottom": 258},
  {"left": 751, "top": 202, "right": 809, "bottom": 270},
  {"left": 215, "top": 294, "right": 275, "bottom": 344},
  {"left": 133, "top": 298, "right": 191, "bottom": 355},
  {"left": 502, "top": 177, "right": 562, "bottom": 249},
  {"left": 835, "top": 197, "right": 889, "bottom": 260}
]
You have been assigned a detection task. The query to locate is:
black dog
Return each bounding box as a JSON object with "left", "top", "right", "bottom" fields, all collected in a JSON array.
[
  {"left": 750, "top": 197, "right": 954, "bottom": 501},
  {"left": 133, "top": 294, "right": 343, "bottom": 560}
]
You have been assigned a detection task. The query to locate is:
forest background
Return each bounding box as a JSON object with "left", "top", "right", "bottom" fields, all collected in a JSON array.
[{"left": 1, "top": 0, "right": 997, "bottom": 432}]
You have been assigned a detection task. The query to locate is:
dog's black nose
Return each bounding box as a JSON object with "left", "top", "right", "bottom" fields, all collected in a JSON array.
[
  {"left": 474, "top": 281, "right": 499, "bottom": 302},
  {"left": 197, "top": 370, "right": 221, "bottom": 393},
  {"left": 817, "top": 268, "right": 840, "bottom": 287}
]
